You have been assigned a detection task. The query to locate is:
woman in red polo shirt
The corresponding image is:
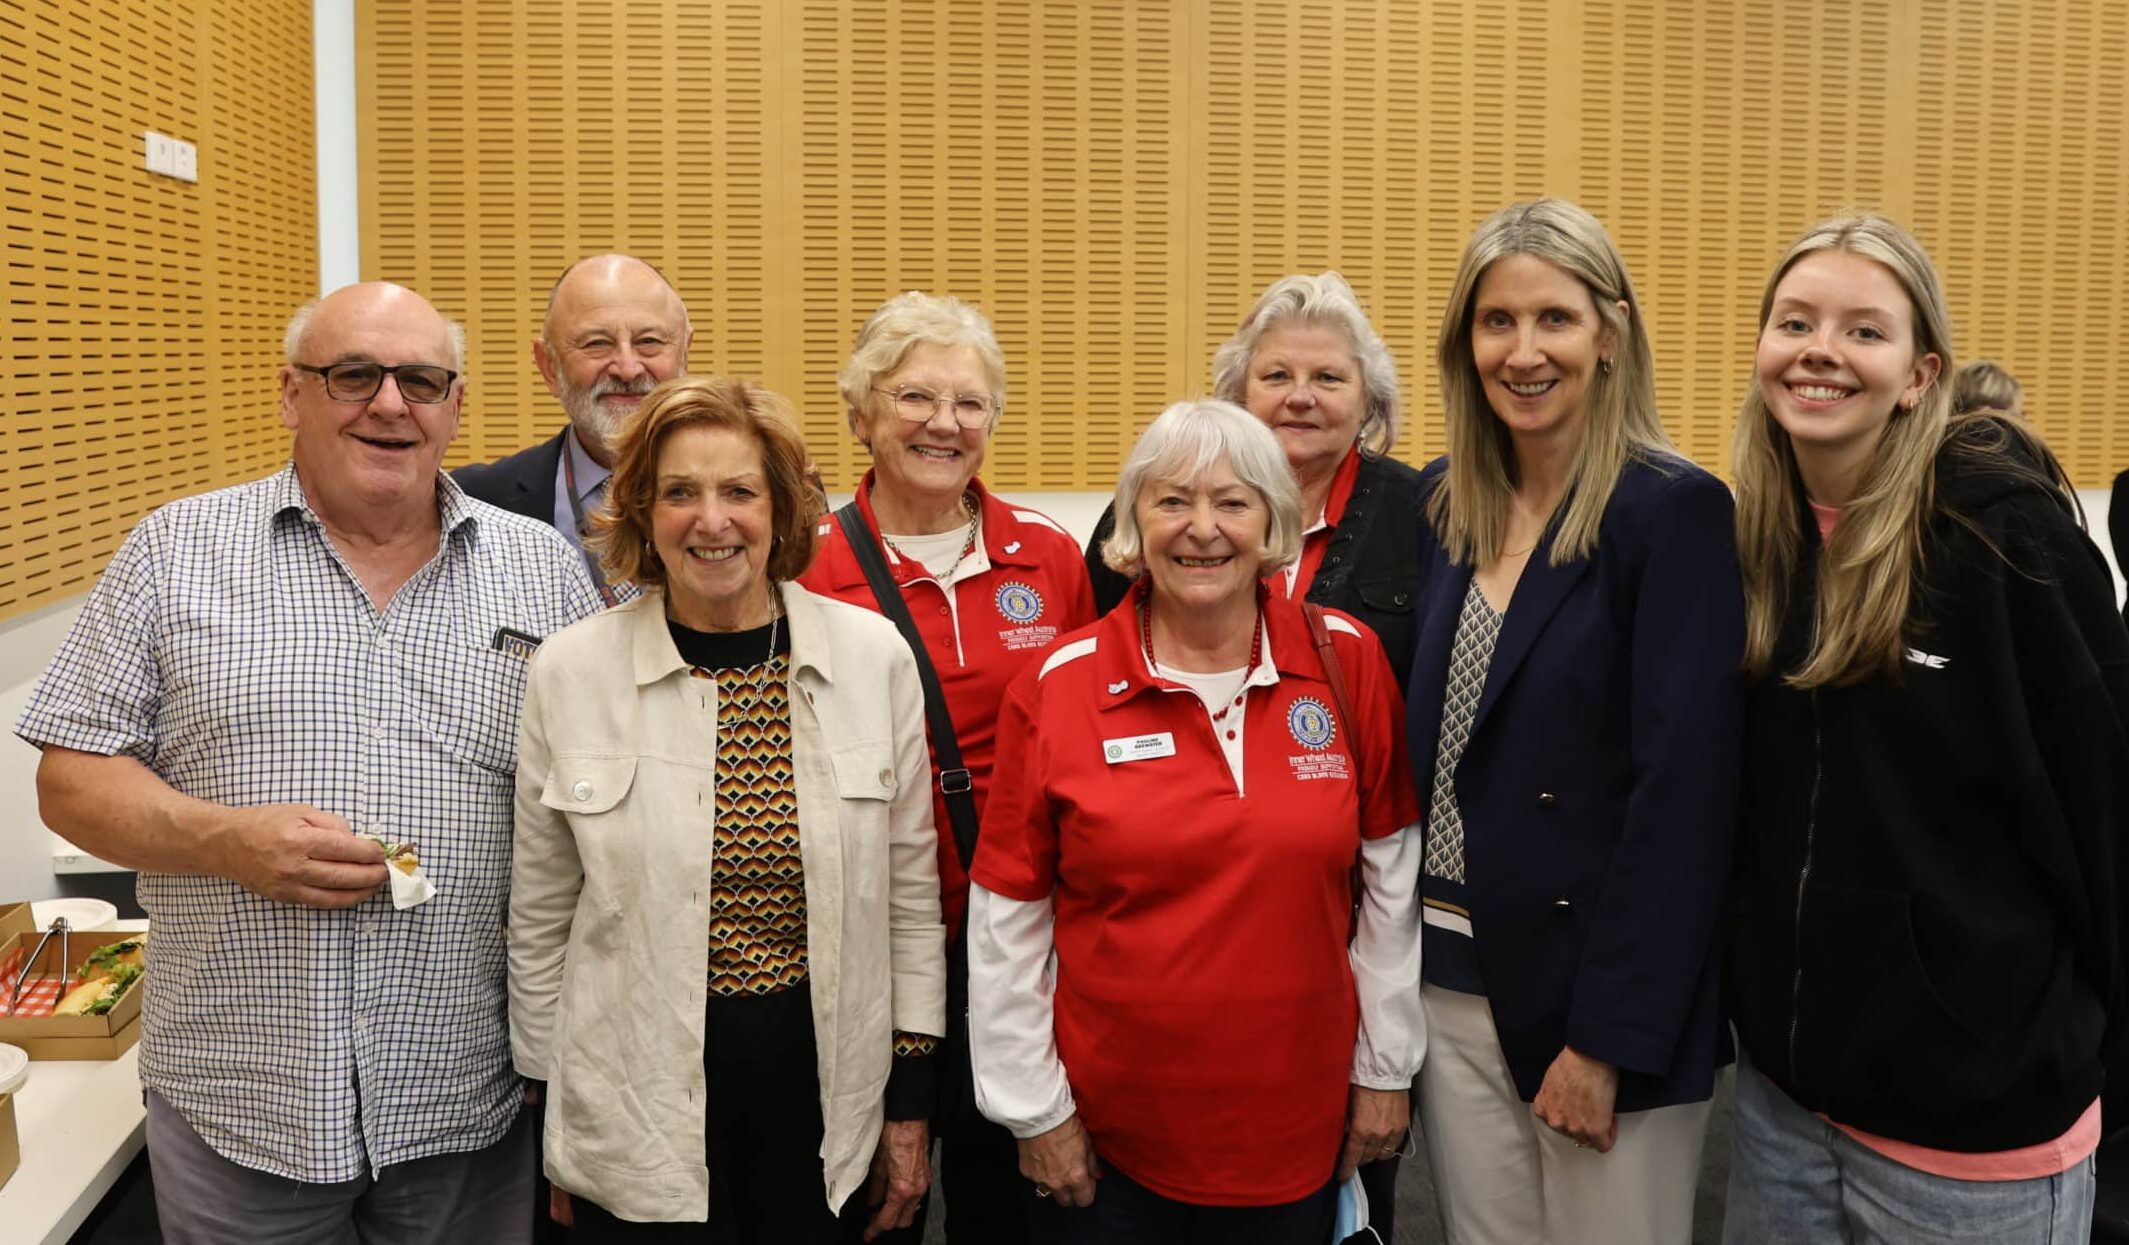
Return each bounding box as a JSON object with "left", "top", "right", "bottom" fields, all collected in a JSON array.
[
  {"left": 968, "top": 399, "right": 1423, "bottom": 1243},
  {"left": 798, "top": 291, "right": 1095, "bottom": 1243}
]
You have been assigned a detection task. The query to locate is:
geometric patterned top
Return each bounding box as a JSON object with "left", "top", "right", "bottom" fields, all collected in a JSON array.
[
  {"left": 673, "top": 621, "right": 808, "bottom": 997},
  {"left": 1421, "top": 577, "right": 1504, "bottom": 994}
]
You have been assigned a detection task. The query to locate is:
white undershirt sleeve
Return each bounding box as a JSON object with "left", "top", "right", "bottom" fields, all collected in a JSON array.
[
  {"left": 967, "top": 883, "right": 1078, "bottom": 1138},
  {"left": 1351, "top": 822, "right": 1426, "bottom": 1088}
]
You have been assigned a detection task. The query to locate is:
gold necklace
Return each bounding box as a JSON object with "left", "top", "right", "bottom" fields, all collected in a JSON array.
[{"left": 880, "top": 492, "right": 981, "bottom": 580}]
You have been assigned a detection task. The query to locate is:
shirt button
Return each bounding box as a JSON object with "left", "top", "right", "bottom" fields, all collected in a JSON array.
[
  {"left": 1537, "top": 792, "right": 1557, "bottom": 807},
  {"left": 573, "top": 780, "right": 593, "bottom": 800},
  {"left": 371, "top": 726, "right": 386, "bottom": 742},
  {"left": 877, "top": 769, "right": 893, "bottom": 788},
  {"left": 937, "top": 606, "right": 949, "bottom": 616}
]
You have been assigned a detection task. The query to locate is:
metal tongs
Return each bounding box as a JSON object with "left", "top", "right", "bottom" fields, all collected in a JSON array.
[{"left": 7, "top": 916, "right": 71, "bottom": 1015}]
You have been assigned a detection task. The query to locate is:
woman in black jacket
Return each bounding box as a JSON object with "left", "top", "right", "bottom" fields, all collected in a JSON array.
[
  {"left": 1726, "top": 214, "right": 2129, "bottom": 1243},
  {"left": 1086, "top": 272, "right": 1424, "bottom": 690}
]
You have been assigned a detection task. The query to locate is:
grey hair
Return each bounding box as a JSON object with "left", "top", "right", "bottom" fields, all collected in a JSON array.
[
  {"left": 1101, "top": 399, "right": 1303, "bottom": 578},
  {"left": 838, "top": 291, "right": 1008, "bottom": 432},
  {"left": 282, "top": 297, "right": 467, "bottom": 373},
  {"left": 1209, "top": 271, "right": 1401, "bottom": 455}
]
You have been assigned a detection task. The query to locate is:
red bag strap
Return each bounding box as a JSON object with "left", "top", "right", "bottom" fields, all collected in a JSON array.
[{"left": 1303, "top": 602, "right": 1359, "bottom": 738}]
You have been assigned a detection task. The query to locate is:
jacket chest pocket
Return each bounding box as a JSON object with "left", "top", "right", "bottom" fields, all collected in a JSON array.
[
  {"left": 827, "top": 743, "right": 896, "bottom": 898},
  {"left": 540, "top": 756, "right": 655, "bottom": 910}
]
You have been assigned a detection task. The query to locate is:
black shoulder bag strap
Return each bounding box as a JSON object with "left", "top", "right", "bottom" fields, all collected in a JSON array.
[{"left": 835, "top": 502, "right": 980, "bottom": 872}]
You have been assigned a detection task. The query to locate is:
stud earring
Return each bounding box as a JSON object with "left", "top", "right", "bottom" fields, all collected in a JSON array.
[{"left": 1599, "top": 357, "right": 1614, "bottom": 376}]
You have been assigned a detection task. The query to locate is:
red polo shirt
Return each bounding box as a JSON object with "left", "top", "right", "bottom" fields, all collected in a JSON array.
[
  {"left": 971, "top": 585, "right": 1419, "bottom": 1205},
  {"left": 801, "top": 473, "right": 1096, "bottom": 932}
]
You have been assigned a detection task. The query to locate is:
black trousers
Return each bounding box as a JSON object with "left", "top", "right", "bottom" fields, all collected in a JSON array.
[
  {"left": 566, "top": 985, "right": 864, "bottom": 1244},
  {"left": 1031, "top": 1164, "right": 1337, "bottom": 1245}
]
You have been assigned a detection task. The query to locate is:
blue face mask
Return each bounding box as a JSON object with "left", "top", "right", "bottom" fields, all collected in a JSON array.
[{"left": 1331, "top": 1171, "right": 1378, "bottom": 1242}]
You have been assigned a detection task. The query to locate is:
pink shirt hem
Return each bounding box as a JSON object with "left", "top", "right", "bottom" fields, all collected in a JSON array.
[{"left": 1827, "top": 1099, "right": 2101, "bottom": 1181}]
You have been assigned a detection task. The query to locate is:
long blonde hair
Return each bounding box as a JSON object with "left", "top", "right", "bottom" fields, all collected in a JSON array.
[
  {"left": 1428, "top": 199, "right": 1675, "bottom": 566},
  {"left": 1732, "top": 216, "right": 1954, "bottom": 687}
]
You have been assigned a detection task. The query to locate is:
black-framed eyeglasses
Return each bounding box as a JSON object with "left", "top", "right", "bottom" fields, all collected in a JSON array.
[
  {"left": 872, "top": 385, "right": 997, "bottom": 428},
  {"left": 293, "top": 361, "right": 458, "bottom": 405}
]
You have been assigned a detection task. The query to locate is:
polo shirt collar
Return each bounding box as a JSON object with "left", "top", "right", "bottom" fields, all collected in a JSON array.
[
  {"left": 825, "top": 472, "right": 1042, "bottom": 591},
  {"left": 1095, "top": 578, "right": 1284, "bottom": 709},
  {"left": 1304, "top": 446, "right": 1364, "bottom": 536}
]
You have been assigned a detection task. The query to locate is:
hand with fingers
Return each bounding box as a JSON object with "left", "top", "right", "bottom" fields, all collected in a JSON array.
[
  {"left": 862, "top": 1119, "right": 931, "bottom": 1240},
  {"left": 1337, "top": 1085, "right": 1410, "bottom": 1181},
  {"left": 1532, "top": 1045, "right": 1620, "bottom": 1153},
  {"left": 216, "top": 806, "right": 388, "bottom": 908},
  {"left": 1019, "top": 1113, "right": 1101, "bottom": 1208}
]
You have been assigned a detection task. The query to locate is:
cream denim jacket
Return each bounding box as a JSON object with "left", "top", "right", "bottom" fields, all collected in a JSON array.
[{"left": 508, "top": 584, "right": 947, "bottom": 1221}]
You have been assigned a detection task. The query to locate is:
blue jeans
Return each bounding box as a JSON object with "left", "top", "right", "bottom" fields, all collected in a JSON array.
[{"left": 1724, "top": 1057, "right": 2095, "bottom": 1244}]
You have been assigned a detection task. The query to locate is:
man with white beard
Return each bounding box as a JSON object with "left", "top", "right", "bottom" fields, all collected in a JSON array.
[{"left": 457, "top": 253, "right": 692, "bottom": 603}]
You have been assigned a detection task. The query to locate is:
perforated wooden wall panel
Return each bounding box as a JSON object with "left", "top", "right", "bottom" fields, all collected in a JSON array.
[
  {"left": 356, "top": 0, "right": 2129, "bottom": 490},
  {"left": 2, "top": 0, "right": 315, "bottom": 624}
]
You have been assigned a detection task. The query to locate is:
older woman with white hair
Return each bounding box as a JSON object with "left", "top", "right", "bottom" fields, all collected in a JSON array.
[
  {"left": 1087, "top": 273, "right": 1427, "bottom": 691},
  {"left": 968, "top": 400, "right": 1423, "bottom": 1243},
  {"left": 800, "top": 291, "right": 1095, "bottom": 1243}
]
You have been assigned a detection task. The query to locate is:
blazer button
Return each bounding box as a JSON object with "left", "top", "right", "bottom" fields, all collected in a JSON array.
[
  {"left": 1393, "top": 592, "right": 1409, "bottom": 607},
  {"left": 1553, "top": 897, "right": 1573, "bottom": 910},
  {"left": 572, "top": 780, "right": 593, "bottom": 800},
  {"left": 877, "top": 768, "right": 893, "bottom": 788},
  {"left": 1537, "top": 791, "right": 1557, "bottom": 807}
]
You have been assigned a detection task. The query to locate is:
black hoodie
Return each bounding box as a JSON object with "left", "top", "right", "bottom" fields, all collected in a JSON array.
[{"left": 1729, "top": 420, "right": 2129, "bottom": 1151}]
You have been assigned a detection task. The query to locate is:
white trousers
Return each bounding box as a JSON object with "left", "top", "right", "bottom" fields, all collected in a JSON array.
[{"left": 1416, "top": 984, "right": 1713, "bottom": 1245}]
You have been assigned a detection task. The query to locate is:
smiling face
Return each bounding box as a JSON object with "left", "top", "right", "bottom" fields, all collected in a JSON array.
[
  {"left": 1242, "top": 322, "right": 1366, "bottom": 485},
  {"left": 1134, "top": 457, "right": 1271, "bottom": 616},
  {"left": 1756, "top": 249, "right": 1942, "bottom": 474},
  {"left": 651, "top": 423, "right": 777, "bottom": 630},
  {"left": 279, "top": 283, "right": 462, "bottom": 519},
  {"left": 536, "top": 257, "right": 692, "bottom": 463},
  {"left": 856, "top": 340, "right": 992, "bottom": 508},
  {"left": 1469, "top": 253, "right": 1618, "bottom": 451}
]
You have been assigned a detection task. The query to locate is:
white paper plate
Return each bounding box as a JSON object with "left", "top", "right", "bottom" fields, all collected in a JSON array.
[
  {"left": 30, "top": 898, "right": 119, "bottom": 932},
  {"left": 0, "top": 1044, "right": 27, "bottom": 1097}
]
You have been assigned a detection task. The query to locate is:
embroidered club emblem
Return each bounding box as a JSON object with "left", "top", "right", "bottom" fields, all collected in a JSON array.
[
  {"left": 995, "top": 581, "right": 1044, "bottom": 624},
  {"left": 1287, "top": 696, "right": 1336, "bottom": 750}
]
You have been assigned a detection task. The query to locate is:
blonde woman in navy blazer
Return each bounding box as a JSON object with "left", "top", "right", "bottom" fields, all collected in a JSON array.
[{"left": 1406, "top": 199, "right": 1743, "bottom": 1245}]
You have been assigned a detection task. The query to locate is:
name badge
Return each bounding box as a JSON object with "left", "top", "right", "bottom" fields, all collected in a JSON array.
[{"left": 1103, "top": 732, "right": 1176, "bottom": 765}]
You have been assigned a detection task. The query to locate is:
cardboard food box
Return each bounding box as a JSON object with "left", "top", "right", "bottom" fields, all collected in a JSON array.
[
  {"left": 0, "top": 904, "right": 31, "bottom": 943},
  {"left": 0, "top": 929, "right": 145, "bottom": 1061},
  {"left": 0, "top": 1091, "right": 17, "bottom": 1190}
]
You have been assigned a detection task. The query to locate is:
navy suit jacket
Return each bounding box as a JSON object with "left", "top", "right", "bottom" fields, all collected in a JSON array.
[
  {"left": 454, "top": 428, "right": 570, "bottom": 527},
  {"left": 1406, "top": 453, "right": 1744, "bottom": 1111}
]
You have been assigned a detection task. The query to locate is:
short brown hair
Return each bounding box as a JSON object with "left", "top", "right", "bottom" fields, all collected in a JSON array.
[{"left": 589, "top": 376, "right": 821, "bottom": 588}]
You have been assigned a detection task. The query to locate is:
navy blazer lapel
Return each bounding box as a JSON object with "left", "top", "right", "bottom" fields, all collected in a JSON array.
[{"left": 1471, "top": 531, "right": 1593, "bottom": 738}]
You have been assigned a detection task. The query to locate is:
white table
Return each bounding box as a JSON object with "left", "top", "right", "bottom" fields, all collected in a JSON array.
[{"left": 0, "top": 918, "right": 150, "bottom": 1245}]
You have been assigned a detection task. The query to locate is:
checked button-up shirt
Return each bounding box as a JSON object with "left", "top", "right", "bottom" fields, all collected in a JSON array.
[{"left": 16, "top": 464, "right": 602, "bottom": 1182}]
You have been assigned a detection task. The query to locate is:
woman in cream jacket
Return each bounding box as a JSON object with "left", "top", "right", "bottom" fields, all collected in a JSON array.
[{"left": 509, "top": 376, "right": 947, "bottom": 1243}]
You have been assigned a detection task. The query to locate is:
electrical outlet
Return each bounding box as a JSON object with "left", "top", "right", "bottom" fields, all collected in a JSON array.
[
  {"left": 144, "top": 131, "right": 175, "bottom": 176},
  {"left": 171, "top": 140, "right": 197, "bottom": 183}
]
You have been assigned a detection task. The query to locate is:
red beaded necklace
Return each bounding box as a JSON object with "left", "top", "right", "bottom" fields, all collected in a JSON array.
[{"left": 1138, "top": 594, "right": 1263, "bottom": 726}]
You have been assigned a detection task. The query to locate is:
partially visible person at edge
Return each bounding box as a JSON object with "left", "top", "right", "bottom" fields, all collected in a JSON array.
[
  {"left": 19, "top": 282, "right": 602, "bottom": 1244},
  {"left": 1085, "top": 272, "right": 1426, "bottom": 693},
  {"left": 1408, "top": 198, "right": 1743, "bottom": 1245},
  {"left": 969, "top": 400, "right": 1423, "bottom": 1244},
  {"left": 2112, "top": 464, "right": 2129, "bottom": 627},
  {"left": 1949, "top": 358, "right": 2023, "bottom": 419},
  {"left": 457, "top": 252, "right": 694, "bottom": 604},
  {"left": 509, "top": 377, "right": 948, "bottom": 1242},
  {"left": 1723, "top": 215, "right": 2129, "bottom": 1244},
  {"left": 798, "top": 292, "right": 1095, "bottom": 1242}
]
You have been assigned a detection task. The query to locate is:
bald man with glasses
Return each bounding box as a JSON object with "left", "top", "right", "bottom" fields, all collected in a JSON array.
[{"left": 18, "top": 281, "right": 601, "bottom": 1244}]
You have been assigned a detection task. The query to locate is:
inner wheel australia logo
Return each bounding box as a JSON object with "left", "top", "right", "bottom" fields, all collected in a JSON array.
[
  {"left": 995, "top": 581, "right": 1044, "bottom": 623},
  {"left": 1287, "top": 696, "right": 1336, "bottom": 749}
]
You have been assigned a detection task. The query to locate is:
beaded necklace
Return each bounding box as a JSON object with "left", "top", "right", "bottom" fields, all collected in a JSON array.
[{"left": 1138, "top": 594, "right": 1263, "bottom": 725}]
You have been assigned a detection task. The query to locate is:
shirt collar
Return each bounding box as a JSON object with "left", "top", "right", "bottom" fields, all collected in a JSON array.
[
  {"left": 266, "top": 461, "right": 476, "bottom": 539},
  {"left": 1095, "top": 578, "right": 1288, "bottom": 709},
  {"left": 828, "top": 472, "right": 1040, "bottom": 589},
  {"left": 563, "top": 426, "right": 610, "bottom": 502},
  {"left": 1304, "top": 447, "right": 1364, "bottom": 537}
]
